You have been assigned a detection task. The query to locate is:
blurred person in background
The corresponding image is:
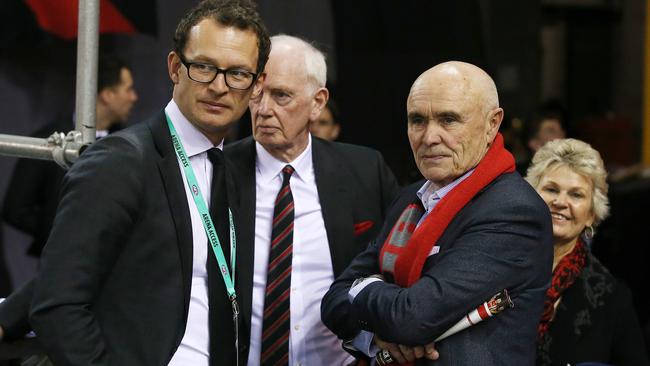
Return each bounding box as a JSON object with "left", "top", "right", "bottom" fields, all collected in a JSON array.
[
  {"left": 525, "top": 138, "right": 649, "bottom": 366},
  {"left": 527, "top": 114, "right": 567, "bottom": 154},
  {"left": 0, "top": 53, "right": 136, "bottom": 366},
  {"left": 309, "top": 99, "right": 340, "bottom": 141},
  {"left": 1, "top": 54, "right": 137, "bottom": 258},
  {"left": 517, "top": 113, "right": 567, "bottom": 176}
]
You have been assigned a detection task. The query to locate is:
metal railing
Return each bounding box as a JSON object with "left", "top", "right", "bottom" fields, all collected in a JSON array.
[{"left": 0, "top": 0, "right": 99, "bottom": 169}]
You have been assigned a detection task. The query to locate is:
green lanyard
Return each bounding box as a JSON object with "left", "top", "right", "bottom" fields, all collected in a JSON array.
[{"left": 165, "top": 112, "right": 237, "bottom": 302}]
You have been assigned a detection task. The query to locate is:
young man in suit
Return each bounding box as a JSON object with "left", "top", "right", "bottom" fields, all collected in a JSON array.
[
  {"left": 225, "top": 35, "right": 399, "bottom": 365},
  {"left": 25, "top": 1, "right": 271, "bottom": 365},
  {"left": 321, "top": 61, "right": 554, "bottom": 365}
]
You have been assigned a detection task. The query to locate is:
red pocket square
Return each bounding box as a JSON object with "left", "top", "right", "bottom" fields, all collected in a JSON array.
[{"left": 353, "top": 220, "right": 374, "bottom": 236}]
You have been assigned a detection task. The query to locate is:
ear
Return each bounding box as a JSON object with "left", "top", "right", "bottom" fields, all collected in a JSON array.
[
  {"left": 586, "top": 210, "right": 596, "bottom": 228},
  {"left": 97, "top": 88, "right": 113, "bottom": 105},
  {"left": 309, "top": 87, "right": 329, "bottom": 122},
  {"left": 486, "top": 107, "right": 503, "bottom": 143},
  {"left": 168, "top": 51, "right": 181, "bottom": 84},
  {"left": 251, "top": 72, "right": 266, "bottom": 99}
]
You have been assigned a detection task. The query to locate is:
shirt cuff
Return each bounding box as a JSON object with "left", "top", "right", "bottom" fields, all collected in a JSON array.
[
  {"left": 348, "top": 277, "right": 384, "bottom": 302},
  {"left": 351, "top": 330, "right": 380, "bottom": 358}
]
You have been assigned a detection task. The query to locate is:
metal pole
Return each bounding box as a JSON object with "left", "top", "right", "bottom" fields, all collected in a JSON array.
[
  {"left": 0, "top": 0, "right": 99, "bottom": 167},
  {"left": 0, "top": 135, "right": 54, "bottom": 160},
  {"left": 0, "top": 134, "right": 84, "bottom": 165},
  {"left": 75, "top": 0, "right": 100, "bottom": 145}
]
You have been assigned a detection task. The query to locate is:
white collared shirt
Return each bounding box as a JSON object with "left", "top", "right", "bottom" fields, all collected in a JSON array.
[
  {"left": 247, "top": 135, "right": 354, "bottom": 366},
  {"left": 165, "top": 100, "right": 223, "bottom": 366}
]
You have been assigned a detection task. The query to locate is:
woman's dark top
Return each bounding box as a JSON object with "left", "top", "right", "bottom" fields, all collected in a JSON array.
[{"left": 537, "top": 252, "right": 649, "bottom": 366}]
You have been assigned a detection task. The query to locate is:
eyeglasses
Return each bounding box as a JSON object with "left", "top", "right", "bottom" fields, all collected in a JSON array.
[{"left": 177, "top": 53, "right": 258, "bottom": 90}]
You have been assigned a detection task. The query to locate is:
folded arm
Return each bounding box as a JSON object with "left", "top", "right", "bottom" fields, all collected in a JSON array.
[{"left": 323, "top": 198, "right": 551, "bottom": 346}]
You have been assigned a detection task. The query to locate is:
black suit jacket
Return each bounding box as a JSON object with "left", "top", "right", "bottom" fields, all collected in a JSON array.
[
  {"left": 29, "top": 111, "right": 241, "bottom": 366},
  {"left": 2, "top": 117, "right": 124, "bottom": 257},
  {"left": 2, "top": 119, "right": 70, "bottom": 257},
  {"left": 25, "top": 114, "right": 399, "bottom": 365},
  {"left": 322, "top": 173, "right": 554, "bottom": 365},
  {"left": 537, "top": 252, "right": 649, "bottom": 366},
  {"left": 224, "top": 136, "right": 399, "bottom": 362}
]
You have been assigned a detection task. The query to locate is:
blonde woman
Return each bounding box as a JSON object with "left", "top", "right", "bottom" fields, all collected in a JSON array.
[{"left": 526, "top": 138, "right": 648, "bottom": 366}]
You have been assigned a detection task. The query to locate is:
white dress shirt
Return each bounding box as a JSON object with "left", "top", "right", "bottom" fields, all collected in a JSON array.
[
  {"left": 247, "top": 135, "right": 354, "bottom": 366},
  {"left": 165, "top": 100, "right": 223, "bottom": 366}
]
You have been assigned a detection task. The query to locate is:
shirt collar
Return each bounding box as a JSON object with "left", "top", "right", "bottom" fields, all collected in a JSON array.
[
  {"left": 256, "top": 134, "right": 313, "bottom": 184},
  {"left": 72, "top": 113, "right": 113, "bottom": 139},
  {"left": 164, "top": 99, "right": 223, "bottom": 156},
  {"left": 416, "top": 168, "right": 475, "bottom": 212}
]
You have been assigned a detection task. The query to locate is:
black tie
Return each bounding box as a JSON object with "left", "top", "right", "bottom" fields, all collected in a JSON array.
[
  {"left": 207, "top": 148, "right": 230, "bottom": 259},
  {"left": 206, "top": 147, "right": 235, "bottom": 365}
]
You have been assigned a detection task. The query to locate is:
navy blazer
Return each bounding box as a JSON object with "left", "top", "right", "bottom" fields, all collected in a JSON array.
[{"left": 322, "top": 172, "right": 554, "bottom": 365}]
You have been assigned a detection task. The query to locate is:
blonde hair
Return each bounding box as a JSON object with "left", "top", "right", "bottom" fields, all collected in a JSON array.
[{"left": 525, "top": 138, "right": 609, "bottom": 226}]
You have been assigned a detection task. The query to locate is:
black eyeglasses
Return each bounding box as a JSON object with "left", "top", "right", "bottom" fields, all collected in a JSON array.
[{"left": 178, "top": 53, "right": 258, "bottom": 90}]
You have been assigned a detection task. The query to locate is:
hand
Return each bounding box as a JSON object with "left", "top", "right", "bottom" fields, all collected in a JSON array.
[
  {"left": 374, "top": 336, "right": 439, "bottom": 363},
  {"left": 422, "top": 342, "right": 439, "bottom": 361}
]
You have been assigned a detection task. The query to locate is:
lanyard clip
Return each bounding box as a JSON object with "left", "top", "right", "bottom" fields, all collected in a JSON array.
[{"left": 230, "top": 295, "right": 239, "bottom": 317}]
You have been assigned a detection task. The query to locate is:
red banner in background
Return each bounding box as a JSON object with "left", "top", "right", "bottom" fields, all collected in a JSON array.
[{"left": 24, "top": 0, "right": 136, "bottom": 39}]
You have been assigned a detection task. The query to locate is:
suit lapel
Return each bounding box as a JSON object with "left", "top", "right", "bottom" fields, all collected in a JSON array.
[
  {"left": 312, "top": 139, "right": 354, "bottom": 277},
  {"left": 150, "top": 112, "right": 194, "bottom": 319},
  {"left": 224, "top": 137, "right": 257, "bottom": 345}
]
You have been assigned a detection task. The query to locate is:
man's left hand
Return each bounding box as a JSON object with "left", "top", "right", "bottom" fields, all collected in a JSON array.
[{"left": 374, "top": 335, "right": 439, "bottom": 363}]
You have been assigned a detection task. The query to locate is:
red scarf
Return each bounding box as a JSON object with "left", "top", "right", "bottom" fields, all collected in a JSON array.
[
  {"left": 379, "top": 133, "right": 515, "bottom": 287},
  {"left": 537, "top": 239, "right": 587, "bottom": 339}
]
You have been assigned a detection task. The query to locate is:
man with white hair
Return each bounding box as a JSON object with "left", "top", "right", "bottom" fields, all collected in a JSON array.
[
  {"left": 322, "top": 61, "right": 553, "bottom": 365},
  {"left": 225, "top": 35, "right": 399, "bottom": 365}
]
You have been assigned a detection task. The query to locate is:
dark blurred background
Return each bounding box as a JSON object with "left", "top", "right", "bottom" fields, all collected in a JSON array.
[{"left": 0, "top": 0, "right": 648, "bottom": 349}]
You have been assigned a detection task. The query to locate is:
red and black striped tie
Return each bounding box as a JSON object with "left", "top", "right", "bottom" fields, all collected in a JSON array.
[{"left": 261, "top": 165, "right": 295, "bottom": 366}]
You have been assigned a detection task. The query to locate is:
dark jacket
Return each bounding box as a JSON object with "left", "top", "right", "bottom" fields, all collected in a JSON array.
[
  {"left": 2, "top": 119, "right": 69, "bottom": 257},
  {"left": 2, "top": 118, "right": 123, "bottom": 257},
  {"left": 322, "top": 173, "right": 554, "bottom": 365},
  {"left": 223, "top": 136, "right": 400, "bottom": 360},
  {"left": 537, "top": 252, "right": 650, "bottom": 366},
  {"left": 21, "top": 112, "right": 399, "bottom": 366},
  {"left": 29, "top": 112, "right": 241, "bottom": 366}
]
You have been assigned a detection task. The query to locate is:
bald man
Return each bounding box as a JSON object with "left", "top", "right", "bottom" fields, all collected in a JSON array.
[{"left": 322, "top": 61, "right": 553, "bottom": 365}]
